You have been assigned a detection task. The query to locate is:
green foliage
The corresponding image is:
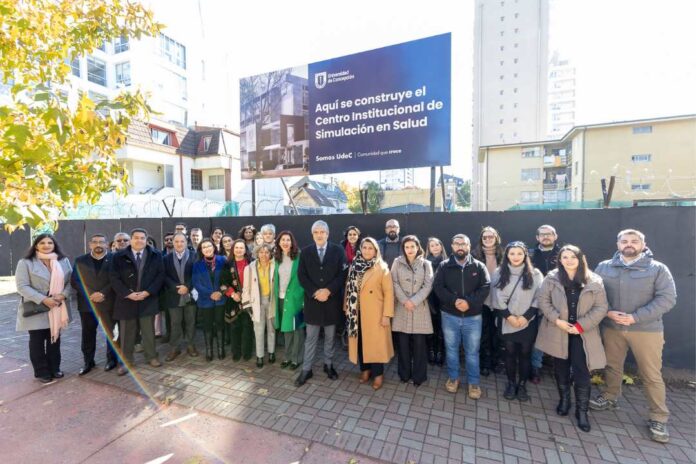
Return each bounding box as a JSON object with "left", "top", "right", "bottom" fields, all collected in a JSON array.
[
  {"left": 363, "top": 181, "right": 384, "bottom": 214},
  {"left": 0, "top": 0, "right": 162, "bottom": 232},
  {"left": 456, "top": 179, "right": 471, "bottom": 208}
]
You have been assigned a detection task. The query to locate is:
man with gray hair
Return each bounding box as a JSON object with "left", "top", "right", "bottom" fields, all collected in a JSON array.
[
  {"left": 591, "top": 229, "right": 677, "bottom": 443},
  {"left": 295, "top": 220, "right": 347, "bottom": 387},
  {"left": 113, "top": 232, "right": 131, "bottom": 251}
]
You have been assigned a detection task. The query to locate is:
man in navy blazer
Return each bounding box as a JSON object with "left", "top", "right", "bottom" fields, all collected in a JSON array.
[
  {"left": 295, "top": 220, "right": 347, "bottom": 387},
  {"left": 110, "top": 228, "right": 164, "bottom": 375},
  {"left": 71, "top": 233, "right": 118, "bottom": 375}
]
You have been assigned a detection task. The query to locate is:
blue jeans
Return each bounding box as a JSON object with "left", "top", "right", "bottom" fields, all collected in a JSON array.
[
  {"left": 441, "top": 312, "right": 482, "bottom": 385},
  {"left": 531, "top": 315, "right": 544, "bottom": 369}
]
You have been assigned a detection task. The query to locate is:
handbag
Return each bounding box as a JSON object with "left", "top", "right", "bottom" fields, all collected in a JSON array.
[{"left": 22, "top": 299, "right": 51, "bottom": 317}]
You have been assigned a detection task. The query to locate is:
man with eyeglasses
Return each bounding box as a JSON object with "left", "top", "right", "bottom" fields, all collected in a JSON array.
[
  {"left": 528, "top": 224, "right": 561, "bottom": 384},
  {"left": 71, "top": 234, "right": 118, "bottom": 375},
  {"left": 113, "top": 232, "right": 131, "bottom": 251},
  {"left": 433, "top": 234, "right": 490, "bottom": 399},
  {"left": 378, "top": 219, "right": 402, "bottom": 268}
]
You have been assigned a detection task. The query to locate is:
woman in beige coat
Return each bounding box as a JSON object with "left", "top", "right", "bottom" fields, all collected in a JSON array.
[
  {"left": 536, "top": 245, "right": 608, "bottom": 433},
  {"left": 391, "top": 235, "right": 433, "bottom": 386},
  {"left": 345, "top": 237, "right": 394, "bottom": 390}
]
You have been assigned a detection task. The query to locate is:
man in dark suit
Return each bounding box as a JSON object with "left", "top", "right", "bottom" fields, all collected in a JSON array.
[
  {"left": 162, "top": 232, "right": 198, "bottom": 361},
  {"left": 295, "top": 220, "right": 347, "bottom": 387},
  {"left": 71, "top": 233, "right": 118, "bottom": 375},
  {"left": 110, "top": 228, "right": 164, "bottom": 375}
]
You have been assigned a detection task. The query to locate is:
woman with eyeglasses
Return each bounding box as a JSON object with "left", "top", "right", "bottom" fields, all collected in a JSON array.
[
  {"left": 490, "top": 241, "right": 543, "bottom": 402},
  {"left": 425, "top": 237, "right": 446, "bottom": 365},
  {"left": 192, "top": 238, "right": 228, "bottom": 361},
  {"left": 536, "top": 245, "right": 608, "bottom": 432},
  {"left": 472, "top": 227, "right": 505, "bottom": 377}
]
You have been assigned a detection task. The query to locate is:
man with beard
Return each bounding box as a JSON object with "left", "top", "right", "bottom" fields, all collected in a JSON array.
[
  {"left": 71, "top": 234, "right": 118, "bottom": 374},
  {"left": 378, "top": 219, "right": 402, "bottom": 268},
  {"left": 528, "top": 224, "right": 562, "bottom": 383},
  {"left": 433, "top": 234, "right": 490, "bottom": 399},
  {"left": 113, "top": 232, "right": 131, "bottom": 251},
  {"left": 591, "top": 229, "right": 676, "bottom": 444},
  {"left": 162, "top": 232, "right": 175, "bottom": 255}
]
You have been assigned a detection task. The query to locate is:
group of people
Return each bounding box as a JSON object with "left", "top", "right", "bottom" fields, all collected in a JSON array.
[{"left": 15, "top": 219, "right": 676, "bottom": 443}]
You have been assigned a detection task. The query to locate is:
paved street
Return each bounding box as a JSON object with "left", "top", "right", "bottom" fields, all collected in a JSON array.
[{"left": 1, "top": 293, "right": 694, "bottom": 463}]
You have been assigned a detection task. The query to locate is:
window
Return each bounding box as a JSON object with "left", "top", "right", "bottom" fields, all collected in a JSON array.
[
  {"left": 499, "top": 90, "right": 504, "bottom": 95},
  {"left": 499, "top": 75, "right": 504, "bottom": 80},
  {"left": 513, "top": 117, "right": 517, "bottom": 122},
  {"left": 87, "top": 56, "right": 106, "bottom": 86},
  {"left": 513, "top": 102, "right": 518, "bottom": 108},
  {"left": 513, "top": 73, "right": 518, "bottom": 78},
  {"left": 500, "top": 60, "right": 504, "bottom": 66},
  {"left": 521, "top": 147, "right": 541, "bottom": 158},
  {"left": 191, "top": 170, "right": 203, "bottom": 191},
  {"left": 500, "top": 45, "right": 505, "bottom": 51},
  {"left": 631, "top": 184, "right": 651, "bottom": 191},
  {"left": 514, "top": 43, "right": 519, "bottom": 48},
  {"left": 521, "top": 168, "right": 541, "bottom": 181},
  {"left": 499, "top": 104, "right": 504, "bottom": 109},
  {"left": 160, "top": 34, "right": 186, "bottom": 69},
  {"left": 514, "top": 28, "right": 519, "bottom": 33},
  {"left": 71, "top": 58, "right": 80, "bottom": 77},
  {"left": 499, "top": 119, "right": 504, "bottom": 124},
  {"left": 114, "top": 36, "right": 129, "bottom": 53},
  {"left": 632, "top": 126, "right": 652, "bottom": 134},
  {"left": 514, "top": 58, "right": 518, "bottom": 64},
  {"left": 513, "top": 88, "right": 518, "bottom": 93},
  {"left": 203, "top": 136, "right": 212, "bottom": 151},
  {"left": 164, "top": 165, "right": 174, "bottom": 188},
  {"left": 97, "top": 41, "right": 106, "bottom": 52},
  {"left": 632, "top": 154, "right": 652, "bottom": 163},
  {"left": 500, "top": 16, "right": 505, "bottom": 21},
  {"left": 151, "top": 128, "right": 173, "bottom": 146},
  {"left": 521, "top": 191, "right": 541, "bottom": 203},
  {"left": 500, "top": 31, "right": 505, "bottom": 37},
  {"left": 115, "top": 62, "right": 131, "bottom": 86},
  {"left": 514, "top": 13, "right": 519, "bottom": 18},
  {"left": 209, "top": 174, "right": 224, "bottom": 190}
]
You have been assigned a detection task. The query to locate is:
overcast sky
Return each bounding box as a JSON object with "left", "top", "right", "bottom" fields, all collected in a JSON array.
[{"left": 148, "top": 0, "right": 696, "bottom": 187}]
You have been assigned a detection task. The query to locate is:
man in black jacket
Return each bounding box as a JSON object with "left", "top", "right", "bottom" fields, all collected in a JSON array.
[
  {"left": 295, "top": 220, "right": 347, "bottom": 387},
  {"left": 528, "top": 224, "right": 561, "bottom": 383},
  {"left": 110, "top": 228, "right": 164, "bottom": 375},
  {"left": 162, "top": 232, "right": 198, "bottom": 361},
  {"left": 71, "top": 233, "right": 118, "bottom": 375},
  {"left": 377, "top": 218, "right": 401, "bottom": 268},
  {"left": 433, "top": 234, "right": 490, "bottom": 400}
]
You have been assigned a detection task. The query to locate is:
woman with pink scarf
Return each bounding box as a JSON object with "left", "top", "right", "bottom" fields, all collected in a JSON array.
[{"left": 15, "top": 234, "right": 72, "bottom": 384}]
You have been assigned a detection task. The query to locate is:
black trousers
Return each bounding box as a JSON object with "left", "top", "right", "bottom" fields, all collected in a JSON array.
[
  {"left": 503, "top": 339, "right": 533, "bottom": 383},
  {"left": 427, "top": 310, "right": 444, "bottom": 356},
  {"left": 202, "top": 306, "right": 225, "bottom": 340},
  {"left": 357, "top": 319, "right": 383, "bottom": 377},
  {"left": 396, "top": 332, "right": 428, "bottom": 384},
  {"left": 79, "top": 311, "right": 118, "bottom": 365},
  {"left": 480, "top": 305, "right": 501, "bottom": 369},
  {"left": 553, "top": 334, "right": 591, "bottom": 387},
  {"left": 29, "top": 329, "right": 61, "bottom": 378}
]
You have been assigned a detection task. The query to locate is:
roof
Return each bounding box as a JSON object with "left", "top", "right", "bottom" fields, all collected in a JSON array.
[
  {"left": 479, "top": 113, "right": 696, "bottom": 151},
  {"left": 126, "top": 120, "right": 231, "bottom": 157},
  {"left": 379, "top": 204, "right": 432, "bottom": 213},
  {"left": 292, "top": 187, "right": 335, "bottom": 208},
  {"left": 289, "top": 176, "right": 348, "bottom": 203}
]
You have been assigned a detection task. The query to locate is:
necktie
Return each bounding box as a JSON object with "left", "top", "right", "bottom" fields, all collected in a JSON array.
[
  {"left": 136, "top": 252, "right": 142, "bottom": 268},
  {"left": 318, "top": 247, "right": 325, "bottom": 263}
]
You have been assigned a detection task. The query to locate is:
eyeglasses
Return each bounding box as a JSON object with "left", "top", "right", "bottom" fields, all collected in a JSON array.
[
  {"left": 452, "top": 242, "right": 469, "bottom": 248},
  {"left": 482, "top": 235, "right": 496, "bottom": 240},
  {"left": 115, "top": 239, "right": 129, "bottom": 242},
  {"left": 538, "top": 232, "right": 555, "bottom": 237}
]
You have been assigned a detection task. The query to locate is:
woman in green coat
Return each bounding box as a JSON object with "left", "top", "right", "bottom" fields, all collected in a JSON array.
[{"left": 272, "top": 231, "right": 305, "bottom": 370}]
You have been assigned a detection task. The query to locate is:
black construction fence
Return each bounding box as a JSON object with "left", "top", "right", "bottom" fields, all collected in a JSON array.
[{"left": 1, "top": 206, "right": 694, "bottom": 369}]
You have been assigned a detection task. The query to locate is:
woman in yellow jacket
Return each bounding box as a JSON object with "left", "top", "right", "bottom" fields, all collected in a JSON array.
[{"left": 344, "top": 237, "right": 394, "bottom": 390}]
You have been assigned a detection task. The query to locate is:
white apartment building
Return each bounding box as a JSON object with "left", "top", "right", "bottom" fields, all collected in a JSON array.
[
  {"left": 548, "top": 51, "right": 576, "bottom": 137},
  {"left": 379, "top": 169, "right": 415, "bottom": 190},
  {"left": 472, "top": 0, "right": 550, "bottom": 210}
]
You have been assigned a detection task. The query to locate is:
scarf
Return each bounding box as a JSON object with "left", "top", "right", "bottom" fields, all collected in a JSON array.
[
  {"left": 483, "top": 245, "right": 499, "bottom": 276},
  {"left": 204, "top": 255, "right": 216, "bottom": 272},
  {"left": 344, "top": 241, "right": 356, "bottom": 263},
  {"left": 173, "top": 250, "right": 190, "bottom": 306},
  {"left": 37, "top": 252, "right": 69, "bottom": 343},
  {"left": 345, "top": 254, "right": 377, "bottom": 337}
]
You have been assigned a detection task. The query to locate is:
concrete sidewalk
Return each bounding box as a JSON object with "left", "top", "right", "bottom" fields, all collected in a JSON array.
[{"left": 0, "top": 355, "right": 381, "bottom": 464}]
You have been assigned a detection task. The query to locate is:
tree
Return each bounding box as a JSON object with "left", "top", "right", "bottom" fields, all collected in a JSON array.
[
  {"left": 0, "top": 0, "right": 162, "bottom": 231},
  {"left": 362, "top": 181, "right": 384, "bottom": 214},
  {"left": 456, "top": 179, "right": 471, "bottom": 209},
  {"left": 338, "top": 180, "right": 362, "bottom": 213}
]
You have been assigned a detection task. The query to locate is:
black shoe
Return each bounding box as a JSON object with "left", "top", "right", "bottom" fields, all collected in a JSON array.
[
  {"left": 289, "top": 362, "right": 300, "bottom": 370},
  {"left": 104, "top": 360, "right": 118, "bottom": 372},
  {"left": 481, "top": 367, "right": 490, "bottom": 377},
  {"left": 324, "top": 364, "right": 338, "bottom": 380},
  {"left": 529, "top": 367, "right": 541, "bottom": 384},
  {"left": 204, "top": 332, "right": 214, "bottom": 362},
  {"left": 517, "top": 381, "right": 529, "bottom": 402},
  {"left": 232, "top": 354, "right": 241, "bottom": 362},
  {"left": 428, "top": 349, "right": 436, "bottom": 365},
  {"left": 504, "top": 381, "right": 517, "bottom": 400},
  {"left": 52, "top": 370, "right": 64, "bottom": 379},
  {"left": 256, "top": 357, "right": 264, "bottom": 368},
  {"left": 295, "top": 370, "right": 313, "bottom": 387},
  {"left": 280, "top": 360, "right": 291, "bottom": 369},
  {"left": 556, "top": 383, "right": 571, "bottom": 416},
  {"left": 268, "top": 353, "right": 276, "bottom": 364},
  {"left": 575, "top": 384, "right": 592, "bottom": 432},
  {"left": 39, "top": 376, "right": 56, "bottom": 385},
  {"left": 435, "top": 351, "right": 444, "bottom": 366},
  {"left": 79, "top": 361, "right": 95, "bottom": 376}
]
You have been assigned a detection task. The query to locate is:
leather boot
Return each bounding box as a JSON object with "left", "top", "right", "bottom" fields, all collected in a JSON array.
[
  {"left": 517, "top": 380, "right": 529, "bottom": 402},
  {"left": 556, "top": 383, "right": 571, "bottom": 416},
  {"left": 574, "top": 384, "right": 591, "bottom": 432},
  {"left": 204, "top": 331, "right": 213, "bottom": 362}
]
